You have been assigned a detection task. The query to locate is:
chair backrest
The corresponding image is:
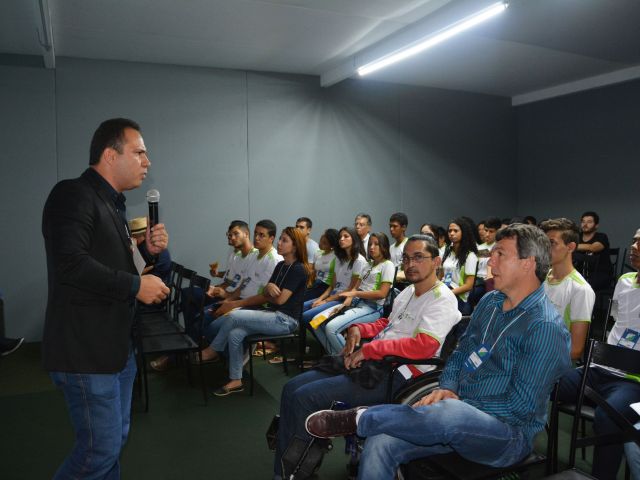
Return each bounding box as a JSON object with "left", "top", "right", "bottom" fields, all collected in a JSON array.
[
  {"left": 440, "top": 315, "right": 471, "bottom": 361},
  {"left": 568, "top": 339, "right": 640, "bottom": 467},
  {"left": 608, "top": 247, "right": 620, "bottom": 277}
]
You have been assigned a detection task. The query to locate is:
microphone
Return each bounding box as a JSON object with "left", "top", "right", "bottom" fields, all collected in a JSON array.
[{"left": 146, "top": 189, "right": 160, "bottom": 228}]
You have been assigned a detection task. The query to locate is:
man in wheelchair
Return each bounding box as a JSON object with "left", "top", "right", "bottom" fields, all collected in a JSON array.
[
  {"left": 306, "top": 224, "right": 572, "bottom": 479},
  {"left": 274, "top": 235, "right": 462, "bottom": 479}
]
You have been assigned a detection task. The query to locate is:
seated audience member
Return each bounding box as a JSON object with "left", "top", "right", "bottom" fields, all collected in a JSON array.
[
  {"left": 540, "top": 218, "right": 595, "bottom": 361},
  {"left": 209, "top": 227, "right": 237, "bottom": 280},
  {"left": 129, "top": 217, "right": 172, "bottom": 284},
  {"left": 574, "top": 210, "right": 613, "bottom": 291},
  {"left": 305, "top": 224, "right": 571, "bottom": 480},
  {"left": 304, "top": 228, "right": 338, "bottom": 301},
  {"left": 524, "top": 215, "right": 537, "bottom": 226},
  {"left": 625, "top": 422, "right": 640, "bottom": 480},
  {"left": 312, "top": 233, "right": 394, "bottom": 355},
  {"left": 199, "top": 227, "right": 312, "bottom": 396},
  {"left": 296, "top": 217, "right": 319, "bottom": 263},
  {"left": 501, "top": 218, "right": 511, "bottom": 229},
  {"left": 442, "top": 218, "right": 478, "bottom": 315},
  {"left": 476, "top": 219, "right": 487, "bottom": 245},
  {"left": 355, "top": 213, "right": 372, "bottom": 253},
  {"left": 151, "top": 220, "right": 260, "bottom": 372},
  {"left": 273, "top": 235, "right": 461, "bottom": 479},
  {"left": 473, "top": 216, "right": 501, "bottom": 298},
  {"left": 420, "top": 223, "right": 447, "bottom": 256},
  {"left": 389, "top": 212, "right": 409, "bottom": 267},
  {"left": 202, "top": 220, "right": 282, "bottom": 343},
  {"left": 557, "top": 228, "right": 640, "bottom": 479},
  {"left": 302, "top": 227, "right": 367, "bottom": 334}
]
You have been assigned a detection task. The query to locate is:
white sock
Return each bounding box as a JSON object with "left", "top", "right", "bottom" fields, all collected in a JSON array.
[{"left": 355, "top": 407, "right": 367, "bottom": 425}]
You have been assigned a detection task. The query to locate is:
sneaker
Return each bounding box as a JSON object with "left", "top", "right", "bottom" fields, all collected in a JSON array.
[
  {"left": 305, "top": 407, "right": 363, "bottom": 439},
  {"left": 0, "top": 337, "right": 24, "bottom": 357}
]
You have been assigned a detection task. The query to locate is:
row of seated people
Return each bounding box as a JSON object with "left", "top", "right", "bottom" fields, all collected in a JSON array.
[{"left": 274, "top": 223, "right": 640, "bottom": 480}]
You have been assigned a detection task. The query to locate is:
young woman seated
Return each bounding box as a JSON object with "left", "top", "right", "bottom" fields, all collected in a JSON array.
[
  {"left": 441, "top": 217, "right": 478, "bottom": 315},
  {"left": 304, "top": 228, "right": 339, "bottom": 301},
  {"left": 311, "top": 232, "right": 395, "bottom": 355}
]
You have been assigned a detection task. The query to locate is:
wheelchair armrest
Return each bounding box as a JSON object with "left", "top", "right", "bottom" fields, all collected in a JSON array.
[{"left": 382, "top": 355, "right": 445, "bottom": 368}]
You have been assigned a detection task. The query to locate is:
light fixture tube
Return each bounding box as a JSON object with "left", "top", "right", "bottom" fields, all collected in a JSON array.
[{"left": 357, "top": 1, "right": 508, "bottom": 76}]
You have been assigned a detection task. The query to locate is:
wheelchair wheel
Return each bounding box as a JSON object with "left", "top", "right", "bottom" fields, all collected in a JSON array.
[{"left": 396, "top": 379, "right": 440, "bottom": 405}]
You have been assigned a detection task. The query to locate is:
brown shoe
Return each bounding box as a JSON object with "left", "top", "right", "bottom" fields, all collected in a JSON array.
[{"left": 305, "top": 407, "right": 363, "bottom": 438}]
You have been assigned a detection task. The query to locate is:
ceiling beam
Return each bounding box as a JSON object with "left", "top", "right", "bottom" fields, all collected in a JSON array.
[
  {"left": 38, "top": 0, "right": 55, "bottom": 69},
  {"left": 511, "top": 65, "right": 640, "bottom": 106}
]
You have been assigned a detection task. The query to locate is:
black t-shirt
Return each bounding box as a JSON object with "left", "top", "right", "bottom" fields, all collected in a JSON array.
[
  {"left": 267, "top": 260, "right": 308, "bottom": 320},
  {"left": 575, "top": 231, "right": 611, "bottom": 275}
]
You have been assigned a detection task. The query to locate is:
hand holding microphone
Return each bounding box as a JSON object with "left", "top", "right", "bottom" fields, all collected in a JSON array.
[{"left": 145, "top": 189, "right": 169, "bottom": 254}]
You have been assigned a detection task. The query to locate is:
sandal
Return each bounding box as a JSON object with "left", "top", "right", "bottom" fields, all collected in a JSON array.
[
  {"left": 268, "top": 356, "right": 296, "bottom": 365},
  {"left": 150, "top": 356, "right": 170, "bottom": 372},
  {"left": 253, "top": 347, "right": 276, "bottom": 357},
  {"left": 213, "top": 384, "right": 244, "bottom": 396}
]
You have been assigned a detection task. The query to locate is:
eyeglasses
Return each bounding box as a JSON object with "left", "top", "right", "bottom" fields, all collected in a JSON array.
[{"left": 401, "top": 254, "right": 433, "bottom": 265}]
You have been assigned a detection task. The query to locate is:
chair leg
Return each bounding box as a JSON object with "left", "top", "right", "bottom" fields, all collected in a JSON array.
[
  {"left": 141, "top": 353, "right": 150, "bottom": 413},
  {"left": 249, "top": 348, "right": 255, "bottom": 396},
  {"left": 281, "top": 339, "right": 288, "bottom": 376},
  {"left": 299, "top": 329, "right": 306, "bottom": 371},
  {"left": 580, "top": 417, "right": 586, "bottom": 460},
  {"left": 197, "top": 350, "right": 207, "bottom": 405}
]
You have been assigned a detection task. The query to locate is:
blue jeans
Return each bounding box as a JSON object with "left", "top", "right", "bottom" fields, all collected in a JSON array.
[
  {"left": 314, "top": 301, "right": 382, "bottom": 355},
  {"left": 557, "top": 366, "right": 640, "bottom": 479},
  {"left": 274, "top": 368, "right": 408, "bottom": 477},
  {"left": 49, "top": 349, "right": 137, "bottom": 480},
  {"left": 625, "top": 423, "right": 640, "bottom": 480},
  {"left": 357, "top": 400, "right": 531, "bottom": 480},
  {"left": 211, "top": 309, "right": 297, "bottom": 380}
]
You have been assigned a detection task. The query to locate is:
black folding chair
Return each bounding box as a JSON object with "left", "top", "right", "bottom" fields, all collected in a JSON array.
[
  {"left": 135, "top": 272, "right": 210, "bottom": 411},
  {"left": 544, "top": 339, "right": 640, "bottom": 479}
]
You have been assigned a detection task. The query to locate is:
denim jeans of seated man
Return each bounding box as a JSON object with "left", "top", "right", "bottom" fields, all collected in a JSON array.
[
  {"left": 624, "top": 422, "right": 640, "bottom": 480},
  {"left": 356, "top": 400, "right": 531, "bottom": 480},
  {"left": 274, "top": 367, "right": 408, "bottom": 478},
  {"left": 49, "top": 348, "right": 137, "bottom": 480}
]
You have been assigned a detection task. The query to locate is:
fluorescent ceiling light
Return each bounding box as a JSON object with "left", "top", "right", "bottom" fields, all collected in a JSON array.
[{"left": 357, "top": 1, "right": 508, "bottom": 76}]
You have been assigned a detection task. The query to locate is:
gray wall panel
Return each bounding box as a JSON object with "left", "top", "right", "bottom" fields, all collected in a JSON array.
[
  {"left": 0, "top": 65, "right": 56, "bottom": 340},
  {"left": 516, "top": 79, "right": 640, "bottom": 251}
]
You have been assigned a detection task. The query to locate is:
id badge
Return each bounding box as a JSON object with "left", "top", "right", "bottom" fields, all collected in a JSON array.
[
  {"left": 444, "top": 271, "right": 453, "bottom": 287},
  {"left": 463, "top": 344, "right": 491, "bottom": 372},
  {"left": 617, "top": 328, "right": 639, "bottom": 349}
]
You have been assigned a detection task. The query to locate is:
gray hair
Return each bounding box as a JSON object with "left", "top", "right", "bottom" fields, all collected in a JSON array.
[{"left": 496, "top": 223, "right": 551, "bottom": 283}]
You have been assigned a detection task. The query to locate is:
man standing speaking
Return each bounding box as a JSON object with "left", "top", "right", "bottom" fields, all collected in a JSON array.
[{"left": 42, "top": 118, "right": 170, "bottom": 479}]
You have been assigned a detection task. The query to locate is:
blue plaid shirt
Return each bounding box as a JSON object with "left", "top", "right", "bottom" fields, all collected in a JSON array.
[{"left": 439, "top": 285, "right": 571, "bottom": 444}]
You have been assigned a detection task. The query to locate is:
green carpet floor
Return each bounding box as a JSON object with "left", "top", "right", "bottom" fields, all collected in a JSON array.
[{"left": 0, "top": 342, "right": 625, "bottom": 479}]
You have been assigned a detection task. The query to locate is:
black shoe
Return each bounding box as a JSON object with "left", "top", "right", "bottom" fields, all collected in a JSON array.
[
  {"left": 0, "top": 337, "right": 24, "bottom": 357},
  {"left": 305, "top": 407, "right": 363, "bottom": 438}
]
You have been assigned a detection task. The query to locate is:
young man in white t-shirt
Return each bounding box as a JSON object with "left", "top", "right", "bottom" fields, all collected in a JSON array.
[
  {"left": 556, "top": 228, "right": 640, "bottom": 479},
  {"left": 274, "top": 235, "right": 461, "bottom": 479},
  {"left": 296, "top": 216, "right": 319, "bottom": 263},
  {"left": 389, "top": 212, "right": 409, "bottom": 268},
  {"left": 540, "top": 218, "right": 595, "bottom": 361}
]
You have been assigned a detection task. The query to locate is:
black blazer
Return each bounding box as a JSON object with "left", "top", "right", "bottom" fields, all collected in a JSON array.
[{"left": 42, "top": 169, "right": 139, "bottom": 373}]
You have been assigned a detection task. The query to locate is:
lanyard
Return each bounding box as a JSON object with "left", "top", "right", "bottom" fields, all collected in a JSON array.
[{"left": 481, "top": 306, "right": 526, "bottom": 351}]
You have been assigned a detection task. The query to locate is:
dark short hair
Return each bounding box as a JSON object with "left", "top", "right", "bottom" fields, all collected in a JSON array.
[
  {"left": 496, "top": 223, "right": 551, "bottom": 283},
  {"left": 484, "top": 217, "right": 502, "bottom": 230},
  {"left": 322, "top": 228, "right": 340, "bottom": 251},
  {"left": 296, "top": 217, "right": 312, "bottom": 228},
  {"left": 355, "top": 213, "right": 372, "bottom": 226},
  {"left": 581, "top": 211, "right": 600, "bottom": 225},
  {"left": 539, "top": 218, "right": 580, "bottom": 246},
  {"left": 256, "top": 219, "right": 277, "bottom": 238},
  {"left": 406, "top": 234, "right": 440, "bottom": 258},
  {"left": 389, "top": 212, "right": 408, "bottom": 228},
  {"left": 89, "top": 118, "right": 141, "bottom": 166},
  {"left": 369, "top": 232, "right": 391, "bottom": 261},
  {"left": 523, "top": 216, "right": 537, "bottom": 226},
  {"left": 228, "top": 220, "right": 250, "bottom": 234}
]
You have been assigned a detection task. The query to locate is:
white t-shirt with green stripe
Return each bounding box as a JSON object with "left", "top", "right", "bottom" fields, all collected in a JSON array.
[
  {"left": 442, "top": 250, "right": 478, "bottom": 302},
  {"left": 314, "top": 251, "right": 336, "bottom": 286},
  {"left": 543, "top": 268, "right": 595, "bottom": 331},
  {"left": 334, "top": 254, "right": 367, "bottom": 291},
  {"left": 390, "top": 237, "right": 408, "bottom": 267},
  {"left": 358, "top": 259, "right": 395, "bottom": 305},
  {"left": 239, "top": 247, "right": 282, "bottom": 298},
  {"left": 224, "top": 248, "right": 258, "bottom": 293}
]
